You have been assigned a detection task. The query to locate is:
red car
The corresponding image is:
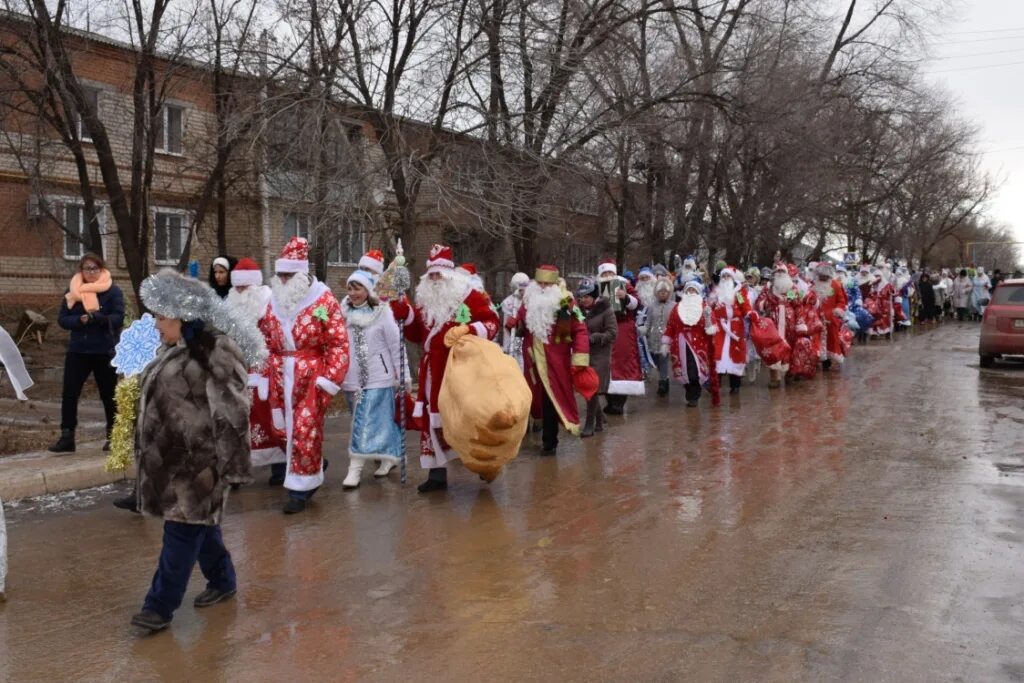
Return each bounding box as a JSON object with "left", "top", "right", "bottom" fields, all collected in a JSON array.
[{"left": 980, "top": 278, "right": 1024, "bottom": 367}]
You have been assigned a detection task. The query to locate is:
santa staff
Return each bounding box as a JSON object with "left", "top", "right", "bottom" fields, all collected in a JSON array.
[
  {"left": 390, "top": 244, "right": 500, "bottom": 493},
  {"left": 261, "top": 237, "right": 350, "bottom": 514},
  {"left": 510, "top": 265, "right": 590, "bottom": 454}
]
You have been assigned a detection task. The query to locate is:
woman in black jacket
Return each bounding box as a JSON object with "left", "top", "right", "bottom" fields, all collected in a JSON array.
[{"left": 49, "top": 253, "right": 125, "bottom": 453}]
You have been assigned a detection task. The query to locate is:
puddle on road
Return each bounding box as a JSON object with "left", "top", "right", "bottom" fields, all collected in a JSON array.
[{"left": 994, "top": 463, "right": 1024, "bottom": 475}]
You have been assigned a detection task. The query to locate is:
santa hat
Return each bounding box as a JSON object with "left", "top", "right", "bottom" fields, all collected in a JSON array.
[
  {"left": 816, "top": 262, "right": 836, "bottom": 278},
  {"left": 510, "top": 272, "right": 530, "bottom": 289},
  {"left": 231, "top": 257, "right": 263, "bottom": 287},
  {"left": 459, "top": 263, "right": 478, "bottom": 276},
  {"left": 358, "top": 249, "right": 385, "bottom": 275},
  {"left": 212, "top": 256, "right": 231, "bottom": 271},
  {"left": 638, "top": 266, "right": 655, "bottom": 280},
  {"left": 347, "top": 269, "right": 377, "bottom": 296},
  {"left": 276, "top": 236, "right": 309, "bottom": 274},
  {"left": 719, "top": 266, "right": 741, "bottom": 282},
  {"left": 426, "top": 244, "right": 455, "bottom": 275},
  {"left": 682, "top": 255, "right": 697, "bottom": 269},
  {"left": 535, "top": 265, "right": 560, "bottom": 284},
  {"left": 597, "top": 259, "right": 617, "bottom": 276},
  {"left": 786, "top": 263, "right": 799, "bottom": 278}
]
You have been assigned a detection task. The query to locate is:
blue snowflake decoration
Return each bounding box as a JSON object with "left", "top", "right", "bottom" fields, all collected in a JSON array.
[{"left": 112, "top": 313, "right": 162, "bottom": 377}]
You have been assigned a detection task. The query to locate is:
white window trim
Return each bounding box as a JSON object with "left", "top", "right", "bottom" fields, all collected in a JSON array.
[
  {"left": 326, "top": 218, "right": 367, "bottom": 267},
  {"left": 155, "top": 102, "right": 186, "bottom": 156},
  {"left": 283, "top": 211, "right": 312, "bottom": 241},
  {"left": 152, "top": 208, "right": 191, "bottom": 265},
  {"left": 50, "top": 196, "right": 107, "bottom": 261}
]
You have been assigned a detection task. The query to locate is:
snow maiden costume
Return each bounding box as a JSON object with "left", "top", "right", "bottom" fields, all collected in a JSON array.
[{"left": 340, "top": 269, "right": 406, "bottom": 489}]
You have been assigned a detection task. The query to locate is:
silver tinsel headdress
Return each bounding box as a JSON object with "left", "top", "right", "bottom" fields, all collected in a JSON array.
[{"left": 140, "top": 268, "right": 268, "bottom": 368}]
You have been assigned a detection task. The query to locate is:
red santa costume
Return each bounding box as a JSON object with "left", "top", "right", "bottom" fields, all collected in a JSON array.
[
  {"left": 757, "top": 264, "right": 798, "bottom": 387},
  {"left": 788, "top": 285, "right": 824, "bottom": 380},
  {"left": 867, "top": 269, "right": 896, "bottom": 337},
  {"left": 260, "top": 238, "right": 350, "bottom": 507},
  {"left": 812, "top": 263, "right": 850, "bottom": 367},
  {"left": 710, "top": 266, "right": 754, "bottom": 391},
  {"left": 358, "top": 249, "right": 385, "bottom": 276},
  {"left": 390, "top": 245, "right": 500, "bottom": 492},
  {"left": 512, "top": 265, "right": 590, "bottom": 449},
  {"left": 661, "top": 280, "right": 720, "bottom": 406},
  {"left": 225, "top": 257, "right": 276, "bottom": 463},
  {"left": 598, "top": 260, "right": 644, "bottom": 415}
]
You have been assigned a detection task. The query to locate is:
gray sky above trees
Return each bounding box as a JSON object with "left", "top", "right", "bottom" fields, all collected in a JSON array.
[{"left": 928, "top": 0, "right": 1024, "bottom": 246}]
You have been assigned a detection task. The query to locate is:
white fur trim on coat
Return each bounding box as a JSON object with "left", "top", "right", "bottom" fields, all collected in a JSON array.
[
  {"left": 316, "top": 376, "right": 342, "bottom": 395},
  {"left": 607, "top": 379, "right": 647, "bottom": 396},
  {"left": 275, "top": 258, "right": 309, "bottom": 274}
]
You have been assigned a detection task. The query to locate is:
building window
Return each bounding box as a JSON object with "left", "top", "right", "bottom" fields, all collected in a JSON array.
[
  {"left": 328, "top": 218, "right": 366, "bottom": 266},
  {"left": 283, "top": 211, "right": 311, "bottom": 240},
  {"left": 155, "top": 104, "right": 184, "bottom": 154},
  {"left": 569, "top": 187, "right": 599, "bottom": 216},
  {"left": 63, "top": 204, "right": 88, "bottom": 259},
  {"left": 73, "top": 87, "right": 100, "bottom": 142},
  {"left": 154, "top": 211, "right": 187, "bottom": 264},
  {"left": 562, "top": 242, "right": 602, "bottom": 278}
]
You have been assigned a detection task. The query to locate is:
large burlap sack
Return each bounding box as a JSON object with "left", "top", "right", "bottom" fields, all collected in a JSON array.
[{"left": 439, "top": 335, "right": 531, "bottom": 482}]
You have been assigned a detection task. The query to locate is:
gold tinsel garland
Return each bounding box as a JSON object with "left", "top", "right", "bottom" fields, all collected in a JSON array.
[{"left": 104, "top": 376, "right": 140, "bottom": 473}]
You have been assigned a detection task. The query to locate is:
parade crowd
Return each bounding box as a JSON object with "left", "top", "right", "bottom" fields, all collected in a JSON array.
[{"left": 0, "top": 237, "right": 1008, "bottom": 628}]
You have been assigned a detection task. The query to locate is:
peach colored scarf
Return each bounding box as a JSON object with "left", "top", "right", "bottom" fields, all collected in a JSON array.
[{"left": 66, "top": 269, "right": 112, "bottom": 313}]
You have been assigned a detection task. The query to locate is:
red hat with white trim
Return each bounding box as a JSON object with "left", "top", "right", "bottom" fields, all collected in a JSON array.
[
  {"left": 231, "top": 257, "right": 263, "bottom": 287},
  {"left": 535, "top": 264, "right": 560, "bottom": 284},
  {"left": 458, "top": 263, "right": 478, "bottom": 276},
  {"left": 358, "top": 249, "right": 385, "bottom": 275},
  {"left": 426, "top": 244, "right": 455, "bottom": 274},
  {"left": 597, "top": 259, "right": 617, "bottom": 276},
  {"left": 276, "top": 237, "right": 309, "bottom": 274}
]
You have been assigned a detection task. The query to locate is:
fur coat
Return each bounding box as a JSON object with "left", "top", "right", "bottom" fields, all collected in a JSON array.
[
  {"left": 584, "top": 298, "right": 618, "bottom": 394},
  {"left": 136, "top": 330, "right": 252, "bottom": 526}
]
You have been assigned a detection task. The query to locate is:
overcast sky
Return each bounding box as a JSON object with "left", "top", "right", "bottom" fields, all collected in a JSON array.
[{"left": 926, "top": 0, "right": 1024, "bottom": 246}]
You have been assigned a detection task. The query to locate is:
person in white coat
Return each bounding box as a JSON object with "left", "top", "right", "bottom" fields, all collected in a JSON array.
[{"left": 340, "top": 270, "right": 407, "bottom": 489}]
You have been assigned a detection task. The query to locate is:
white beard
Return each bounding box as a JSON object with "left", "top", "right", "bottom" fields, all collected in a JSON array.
[
  {"left": 772, "top": 274, "right": 793, "bottom": 296},
  {"left": 680, "top": 268, "right": 697, "bottom": 283},
  {"left": 271, "top": 273, "right": 313, "bottom": 317},
  {"left": 227, "top": 285, "right": 270, "bottom": 323},
  {"left": 896, "top": 275, "right": 911, "bottom": 289},
  {"left": 678, "top": 293, "right": 703, "bottom": 326},
  {"left": 415, "top": 272, "right": 470, "bottom": 327},
  {"left": 717, "top": 278, "right": 736, "bottom": 306},
  {"left": 523, "top": 281, "right": 563, "bottom": 340},
  {"left": 813, "top": 280, "right": 831, "bottom": 299},
  {"left": 636, "top": 279, "right": 656, "bottom": 308}
]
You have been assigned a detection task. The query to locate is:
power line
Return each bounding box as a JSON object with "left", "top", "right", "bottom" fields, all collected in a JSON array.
[
  {"left": 921, "top": 46, "right": 1024, "bottom": 62},
  {"left": 926, "top": 58, "right": 1024, "bottom": 74},
  {"left": 938, "top": 26, "right": 1024, "bottom": 35},
  {"left": 929, "top": 35, "right": 1024, "bottom": 45}
]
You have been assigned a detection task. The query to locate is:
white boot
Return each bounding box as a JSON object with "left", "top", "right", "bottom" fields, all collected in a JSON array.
[
  {"left": 342, "top": 460, "right": 364, "bottom": 489},
  {"left": 374, "top": 460, "right": 396, "bottom": 478}
]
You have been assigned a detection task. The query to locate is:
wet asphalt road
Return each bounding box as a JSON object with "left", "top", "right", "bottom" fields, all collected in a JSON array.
[{"left": 1, "top": 322, "right": 1022, "bottom": 682}]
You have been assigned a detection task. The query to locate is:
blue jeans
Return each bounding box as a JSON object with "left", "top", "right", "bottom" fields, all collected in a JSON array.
[{"left": 143, "top": 520, "right": 236, "bottom": 620}]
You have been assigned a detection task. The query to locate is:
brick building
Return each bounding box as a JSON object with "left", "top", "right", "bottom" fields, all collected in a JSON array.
[{"left": 0, "top": 17, "right": 646, "bottom": 312}]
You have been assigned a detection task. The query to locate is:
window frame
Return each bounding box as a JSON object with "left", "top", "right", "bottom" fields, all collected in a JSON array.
[
  {"left": 152, "top": 208, "right": 190, "bottom": 265},
  {"left": 74, "top": 86, "right": 100, "bottom": 143},
  {"left": 283, "top": 211, "right": 312, "bottom": 241},
  {"left": 326, "top": 217, "right": 367, "bottom": 267},
  {"left": 60, "top": 200, "right": 107, "bottom": 261},
  {"left": 155, "top": 103, "right": 186, "bottom": 155}
]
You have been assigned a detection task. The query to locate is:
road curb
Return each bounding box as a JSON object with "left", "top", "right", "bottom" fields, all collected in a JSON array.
[{"left": 0, "top": 445, "right": 127, "bottom": 500}]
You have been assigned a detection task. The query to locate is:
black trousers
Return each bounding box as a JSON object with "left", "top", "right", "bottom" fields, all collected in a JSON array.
[
  {"left": 60, "top": 351, "right": 117, "bottom": 431},
  {"left": 684, "top": 348, "right": 702, "bottom": 403},
  {"left": 542, "top": 391, "right": 560, "bottom": 450}
]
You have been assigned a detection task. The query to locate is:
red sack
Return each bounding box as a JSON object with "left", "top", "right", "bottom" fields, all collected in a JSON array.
[
  {"left": 789, "top": 338, "right": 818, "bottom": 379},
  {"left": 393, "top": 391, "right": 424, "bottom": 431},
  {"left": 749, "top": 315, "right": 791, "bottom": 367},
  {"left": 571, "top": 366, "right": 599, "bottom": 401}
]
